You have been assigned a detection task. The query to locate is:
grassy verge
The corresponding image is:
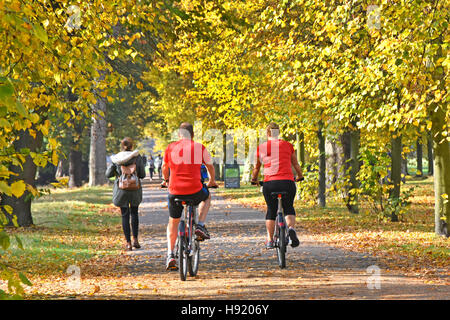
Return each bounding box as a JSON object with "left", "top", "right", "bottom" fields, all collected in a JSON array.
[
  {"left": 216, "top": 176, "right": 449, "bottom": 280},
  {"left": 1, "top": 185, "right": 126, "bottom": 295}
]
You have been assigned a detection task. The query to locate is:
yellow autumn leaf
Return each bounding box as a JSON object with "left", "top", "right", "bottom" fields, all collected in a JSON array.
[{"left": 11, "top": 180, "right": 26, "bottom": 198}]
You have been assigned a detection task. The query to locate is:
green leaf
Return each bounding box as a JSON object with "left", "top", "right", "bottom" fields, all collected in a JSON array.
[
  {"left": 15, "top": 235, "right": 24, "bottom": 250},
  {"left": 14, "top": 101, "right": 28, "bottom": 117},
  {"left": 0, "top": 231, "right": 10, "bottom": 250},
  {"left": 33, "top": 24, "right": 48, "bottom": 43},
  {"left": 18, "top": 273, "right": 32, "bottom": 286},
  {"left": 0, "top": 83, "right": 14, "bottom": 99}
]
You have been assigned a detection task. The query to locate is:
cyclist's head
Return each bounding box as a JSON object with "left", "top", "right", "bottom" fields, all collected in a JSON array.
[
  {"left": 121, "top": 137, "right": 134, "bottom": 151},
  {"left": 266, "top": 122, "right": 280, "bottom": 138},
  {"left": 179, "top": 122, "right": 194, "bottom": 140}
]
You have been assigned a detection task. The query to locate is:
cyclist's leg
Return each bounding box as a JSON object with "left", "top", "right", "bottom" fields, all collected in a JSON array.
[
  {"left": 167, "top": 194, "right": 183, "bottom": 253},
  {"left": 262, "top": 181, "right": 278, "bottom": 242},
  {"left": 281, "top": 180, "right": 297, "bottom": 228},
  {"left": 195, "top": 186, "right": 211, "bottom": 240},
  {"left": 167, "top": 217, "right": 180, "bottom": 252},
  {"left": 198, "top": 193, "right": 211, "bottom": 225}
]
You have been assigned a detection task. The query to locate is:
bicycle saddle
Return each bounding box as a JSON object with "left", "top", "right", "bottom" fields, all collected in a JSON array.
[
  {"left": 270, "top": 191, "right": 288, "bottom": 198},
  {"left": 174, "top": 198, "right": 196, "bottom": 206}
]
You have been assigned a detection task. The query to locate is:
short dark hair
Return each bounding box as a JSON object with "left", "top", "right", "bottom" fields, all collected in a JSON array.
[
  {"left": 266, "top": 122, "right": 280, "bottom": 137},
  {"left": 120, "top": 137, "right": 133, "bottom": 151},
  {"left": 179, "top": 122, "right": 194, "bottom": 139}
]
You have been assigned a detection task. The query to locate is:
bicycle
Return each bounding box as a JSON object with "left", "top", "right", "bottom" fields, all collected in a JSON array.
[
  {"left": 252, "top": 178, "right": 303, "bottom": 269},
  {"left": 162, "top": 184, "right": 217, "bottom": 280}
]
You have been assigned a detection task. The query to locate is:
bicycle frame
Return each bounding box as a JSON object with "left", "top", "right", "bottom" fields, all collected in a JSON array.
[
  {"left": 178, "top": 202, "right": 197, "bottom": 255},
  {"left": 274, "top": 195, "right": 287, "bottom": 247}
]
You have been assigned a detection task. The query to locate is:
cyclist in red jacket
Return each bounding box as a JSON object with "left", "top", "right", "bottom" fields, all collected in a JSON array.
[
  {"left": 251, "top": 122, "right": 304, "bottom": 249},
  {"left": 161, "top": 122, "right": 218, "bottom": 270}
]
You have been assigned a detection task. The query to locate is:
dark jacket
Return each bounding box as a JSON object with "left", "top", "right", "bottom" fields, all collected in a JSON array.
[{"left": 106, "top": 151, "right": 146, "bottom": 207}]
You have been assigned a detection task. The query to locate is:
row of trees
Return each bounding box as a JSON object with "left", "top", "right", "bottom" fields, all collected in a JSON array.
[
  {"left": 139, "top": 0, "right": 449, "bottom": 236},
  {"left": 0, "top": 0, "right": 447, "bottom": 298}
]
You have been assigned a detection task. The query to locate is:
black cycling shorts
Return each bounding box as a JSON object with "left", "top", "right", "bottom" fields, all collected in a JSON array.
[
  {"left": 262, "top": 180, "right": 296, "bottom": 220},
  {"left": 168, "top": 185, "right": 210, "bottom": 219}
]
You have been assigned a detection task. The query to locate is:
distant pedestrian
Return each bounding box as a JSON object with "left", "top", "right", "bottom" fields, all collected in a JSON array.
[
  {"left": 155, "top": 154, "right": 163, "bottom": 179},
  {"left": 148, "top": 155, "right": 155, "bottom": 181},
  {"left": 106, "top": 137, "right": 146, "bottom": 251}
]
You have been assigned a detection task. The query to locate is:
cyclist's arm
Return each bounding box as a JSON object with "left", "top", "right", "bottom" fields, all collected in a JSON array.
[
  {"left": 291, "top": 152, "right": 304, "bottom": 179},
  {"left": 204, "top": 163, "right": 217, "bottom": 186},
  {"left": 251, "top": 157, "right": 262, "bottom": 182},
  {"left": 162, "top": 162, "right": 170, "bottom": 182}
]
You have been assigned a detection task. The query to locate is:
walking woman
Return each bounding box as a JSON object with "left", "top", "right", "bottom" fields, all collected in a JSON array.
[
  {"left": 148, "top": 155, "right": 155, "bottom": 181},
  {"left": 106, "top": 137, "right": 146, "bottom": 251}
]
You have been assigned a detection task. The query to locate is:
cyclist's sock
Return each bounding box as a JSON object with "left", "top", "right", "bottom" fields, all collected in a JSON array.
[{"left": 197, "top": 221, "right": 205, "bottom": 227}]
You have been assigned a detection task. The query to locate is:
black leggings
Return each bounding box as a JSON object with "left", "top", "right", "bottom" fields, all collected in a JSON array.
[
  {"left": 121, "top": 205, "right": 139, "bottom": 242},
  {"left": 262, "top": 180, "right": 296, "bottom": 220},
  {"left": 149, "top": 167, "right": 154, "bottom": 179}
]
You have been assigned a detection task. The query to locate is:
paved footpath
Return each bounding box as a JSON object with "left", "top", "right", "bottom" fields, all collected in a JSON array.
[{"left": 121, "top": 181, "right": 449, "bottom": 299}]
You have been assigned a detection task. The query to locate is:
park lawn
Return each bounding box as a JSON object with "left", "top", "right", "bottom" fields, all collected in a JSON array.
[
  {"left": 1, "top": 185, "right": 129, "bottom": 296},
  {"left": 216, "top": 176, "right": 449, "bottom": 280}
]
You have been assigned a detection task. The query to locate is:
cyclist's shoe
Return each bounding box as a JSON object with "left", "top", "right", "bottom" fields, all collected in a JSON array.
[
  {"left": 166, "top": 253, "right": 178, "bottom": 271},
  {"left": 195, "top": 224, "right": 210, "bottom": 240},
  {"left": 288, "top": 228, "right": 300, "bottom": 248},
  {"left": 265, "top": 240, "right": 275, "bottom": 249}
]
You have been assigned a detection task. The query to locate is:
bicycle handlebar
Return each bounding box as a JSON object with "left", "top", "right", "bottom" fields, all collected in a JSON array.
[
  {"left": 160, "top": 183, "right": 219, "bottom": 189},
  {"left": 251, "top": 177, "right": 304, "bottom": 186}
]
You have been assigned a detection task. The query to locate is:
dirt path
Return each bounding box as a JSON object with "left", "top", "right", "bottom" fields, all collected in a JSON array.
[{"left": 110, "top": 182, "right": 448, "bottom": 300}]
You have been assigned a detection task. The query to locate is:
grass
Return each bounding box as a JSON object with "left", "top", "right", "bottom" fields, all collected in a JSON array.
[
  {"left": 216, "top": 176, "right": 449, "bottom": 277},
  {"left": 2, "top": 185, "right": 123, "bottom": 280}
]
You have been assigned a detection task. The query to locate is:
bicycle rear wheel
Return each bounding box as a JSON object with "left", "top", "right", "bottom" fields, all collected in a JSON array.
[
  {"left": 179, "top": 238, "right": 188, "bottom": 281},
  {"left": 188, "top": 239, "right": 200, "bottom": 276},
  {"left": 276, "top": 223, "right": 287, "bottom": 269},
  {"left": 178, "top": 221, "right": 188, "bottom": 281}
]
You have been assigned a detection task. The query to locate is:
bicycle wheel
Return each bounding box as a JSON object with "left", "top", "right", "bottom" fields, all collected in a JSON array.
[
  {"left": 188, "top": 239, "right": 200, "bottom": 276},
  {"left": 276, "top": 220, "right": 286, "bottom": 269},
  {"left": 178, "top": 222, "right": 188, "bottom": 281}
]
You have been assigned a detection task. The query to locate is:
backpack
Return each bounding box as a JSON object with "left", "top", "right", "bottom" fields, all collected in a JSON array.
[{"left": 118, "top": 162, "right": 140, "bottom": 190}]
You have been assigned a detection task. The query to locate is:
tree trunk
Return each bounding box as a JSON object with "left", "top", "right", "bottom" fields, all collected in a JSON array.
[
  {"left": 416, "top": 138, "right": 423, "bottom": 177},
  {"left": 318, "top": 121, "right": 326, "bottom": 208},
  {"left": 429, "top": 33, "right": 449, "bottom": 237},
  {"left": 296, "top": 132, "right": 305, "bottom": 168},
  {"left": 56, "top": 158, "right": 69, "bottom": 178},
  {"left": 390, "top": 133, "right": 402, "bottom": 222},
  {"left": 89, "top": 96, "right": 108, "bottom": 186},
  {"left": 427, "top": 133, "right": 434, "bottom": 176},
  {"left": 348, "top": 127, "right": 360, "bottom": 214},
  {"left": 69, "top": 149, "right": 83, "bottom": 188},
  {"left": 1, "top": 129, "right": 43, "bottom": 227},
  {"left": 431, "top": 105, "right": 450, "bottom": 237}
]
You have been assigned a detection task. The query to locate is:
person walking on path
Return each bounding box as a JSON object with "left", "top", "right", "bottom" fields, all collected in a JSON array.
[
  {"left": 154, "top": 154, "right": 163, "bottom": 180},
  {"left": 106, "top": 137, "right": 146, "bottom": 251},
  {"left": 251, "top": 122, "right": 304, "bottom": 249},
  {"left": 148, "top": 155, "right": 155, "bottom": 181}
]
